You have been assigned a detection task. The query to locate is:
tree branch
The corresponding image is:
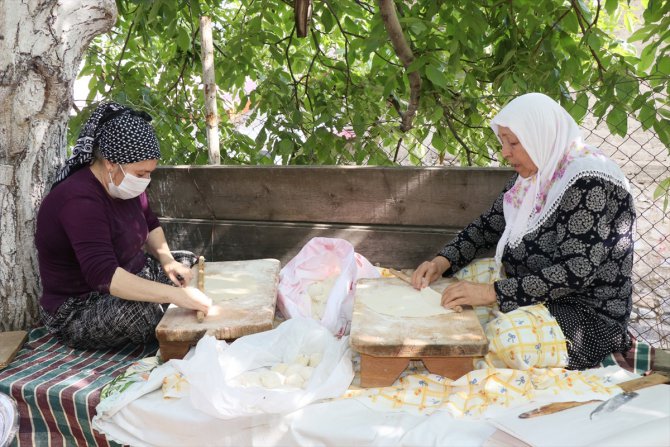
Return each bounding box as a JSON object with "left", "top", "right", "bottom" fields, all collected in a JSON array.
[
  {"left": 590, "top": 0, "right": 601, "bottom": 30},
  {"left": 324, "top": 0, "right": 354, "bottom": 112},
  {"left": 533, "top": 7, "right": 573, "bottom": 56},
  {"left": 570, "top": 0, "right": 605, "bottom": 82},
  {"left": 393, "top": 135, "right": 404, "bottom": 163},
  {"left": 378, "top": 0, "right": 421, "bottom": 132},
  {"left": 167, "top": 56, "right": 190, "bottom": 94},
  {"left": 353, "top": 0, "right": 375, "bottom": 14},
  {"left": 109, "top": 17, "right": 135, "bottom": 91},
  {"left": 387, "top": 94, "right": 403, "bottom": 119},
  {"left": 284, "top": 27, "right": 301, "bottom": 110},
  {"left": 444, "top": 111, "right": 473, "bottom": 166},
  {"left": 373, "top": 50, "right": 403, "bottom": 67}
]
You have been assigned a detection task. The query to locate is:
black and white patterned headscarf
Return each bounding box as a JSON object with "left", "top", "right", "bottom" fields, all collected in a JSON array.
[{"left": 52, "top": 102, "right": 161, "bottom": 188}]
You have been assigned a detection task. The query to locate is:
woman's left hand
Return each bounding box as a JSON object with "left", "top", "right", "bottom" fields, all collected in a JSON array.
[
  {"left": 163, "top": 260, "right": 192, "bottom": 287},
  {"left": 441, "top": 280, "right": 496, "bottom": 309}
]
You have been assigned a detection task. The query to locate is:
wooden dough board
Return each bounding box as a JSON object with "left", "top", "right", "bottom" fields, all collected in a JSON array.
[
  {"left": 350, "top": 277, "right": 488, "bottom": 387},
  {"left": 156, "top": 258, "right": 280, "bottom": 360},
  {"left": 0, "top": 330, "right": 28, "bottom": 370}
]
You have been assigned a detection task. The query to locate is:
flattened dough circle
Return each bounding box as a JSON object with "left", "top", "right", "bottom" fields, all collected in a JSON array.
[{"left": 361, "top": 284, "right": 452, "bottom": 317}]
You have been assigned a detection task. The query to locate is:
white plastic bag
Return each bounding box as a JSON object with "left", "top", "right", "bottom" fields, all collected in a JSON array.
[
  {"left": 171, "top": 318, "right": 354, "bottom": 419},
  {"left": 277, "top": 237, "right": 380, "bottom": 335}
]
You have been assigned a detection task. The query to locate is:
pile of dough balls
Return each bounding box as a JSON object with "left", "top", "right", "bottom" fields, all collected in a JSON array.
[
  {"left": 233, "top": 353, "right": 323, "bottom": 390},
  {"left": 307, "top": 276, "right": 337, "bottom": 320}
]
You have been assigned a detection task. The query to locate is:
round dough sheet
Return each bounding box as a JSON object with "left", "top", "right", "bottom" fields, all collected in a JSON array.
[{"left": 360, "top": 284, "right": 452, "bottom": 317}]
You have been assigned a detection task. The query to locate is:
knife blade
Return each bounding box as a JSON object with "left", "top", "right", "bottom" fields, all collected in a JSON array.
[{"left": 589, "top": 391, "right": 638, "bottom": 419}]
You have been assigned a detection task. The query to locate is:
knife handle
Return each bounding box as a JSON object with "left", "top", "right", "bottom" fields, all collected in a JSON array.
[{"left": 518, "top": 400, "right": 601, "bottom": 419}]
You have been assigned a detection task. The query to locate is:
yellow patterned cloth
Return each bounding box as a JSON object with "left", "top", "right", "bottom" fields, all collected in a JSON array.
[
  {"left": 483, "top": 304, "right": 569, "bottom": 370},
  {"left": 349, "top": 366, "right": 621, "bottom": 417},
  {"left": 452, "top": 258, "right": 569, "bottom": 370}
]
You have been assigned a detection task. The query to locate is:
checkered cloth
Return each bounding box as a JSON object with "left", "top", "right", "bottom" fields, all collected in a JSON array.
[{"left": 0, "top": 327, "right": 157, "bottom": 446}]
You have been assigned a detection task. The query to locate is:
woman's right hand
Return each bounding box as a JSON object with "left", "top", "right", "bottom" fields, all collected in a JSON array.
[
  {"left": 411, "top": 256, "right": 451, "bottom": 290},
  {"left": 173, "top": 287, "right": 212, "bottom": 314}
]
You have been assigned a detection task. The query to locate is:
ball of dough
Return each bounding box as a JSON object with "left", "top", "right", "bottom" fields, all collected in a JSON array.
[
  {"left": 260, "top": 370, "right": 285, "bottom": 389},
  {"left": 284, "top": 363, "right": 304, "bottom": 377},
  {"left": 284, "top": 373, "right": 305, "bottom": 389},
  {"left": 308, "top": 352, "right": 322, "bottom": 367},
  {"left": 271, "top": 363, "right": 289, "bottom": 374},
  {"left": 294, "top": 354, "right": 310, "bottom": 366},
  {"left": 236, "top": 371, "right": 262, "bottom": 388}
]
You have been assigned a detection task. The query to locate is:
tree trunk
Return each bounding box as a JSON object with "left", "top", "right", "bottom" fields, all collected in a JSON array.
[{"left": 0, "top": 0, "right": 116, "bottom": 330}]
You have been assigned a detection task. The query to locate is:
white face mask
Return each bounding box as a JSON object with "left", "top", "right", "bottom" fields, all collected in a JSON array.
[{"left": 108, "top": 164, "right": 151, "bottom": 200}]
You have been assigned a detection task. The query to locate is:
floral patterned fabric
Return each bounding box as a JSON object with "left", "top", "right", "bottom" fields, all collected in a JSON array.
[{"left": 439, "top": 175, "right": 636, "bottom": 369}]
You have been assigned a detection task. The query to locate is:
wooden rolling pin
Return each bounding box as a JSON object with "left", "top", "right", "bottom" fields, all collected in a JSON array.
[
  {"left": 196, "top": 256, "right": 205, "bottom": 322},
  {"left": 518, "top": 372, "right": 670, "bottom": 418},
  {"left": 388, "top": 268, "right": 463, "bottom": 313}
]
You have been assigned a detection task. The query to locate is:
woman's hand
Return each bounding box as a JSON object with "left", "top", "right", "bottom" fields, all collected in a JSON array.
[
  {"left": 173, "top": 287, "right": 212, "bottom": 314},
  {"left": 441, "top": 281, "right": 496, "bottom": 310},
  {"left": 411, "top": 256, "right": 451, "bottom": 290},
  {"left": 163, "top": 260, "right": 193, "bottom": 287}
]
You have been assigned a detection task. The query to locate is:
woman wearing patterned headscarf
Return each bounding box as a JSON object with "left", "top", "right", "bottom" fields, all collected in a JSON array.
[
  {"left": 35, "top": 102, "right": 211, "bottom": 350},
  {"left": 412, "top": 93, "right": 635, "bottom": 370}
]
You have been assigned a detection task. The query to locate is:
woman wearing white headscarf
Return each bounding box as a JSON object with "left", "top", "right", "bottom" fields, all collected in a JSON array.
[{"left": 412, "top": 93, "right": 635, "bottom": 370}]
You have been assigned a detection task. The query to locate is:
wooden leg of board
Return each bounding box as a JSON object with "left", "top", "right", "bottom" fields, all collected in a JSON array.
[
  {"left": 359, "top": 354, "right": 409, "bottom": 387},
  {"left": 159, "top": 341, "right": 193, "bottom": 362},
  {"left": 422, "top": 356, "right": 474, "bottom": 380}
]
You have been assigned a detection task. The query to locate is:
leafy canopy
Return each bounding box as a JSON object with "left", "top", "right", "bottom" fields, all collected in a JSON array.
[{"left": 73, "top": 0, "right": 669, "bottom": 168}]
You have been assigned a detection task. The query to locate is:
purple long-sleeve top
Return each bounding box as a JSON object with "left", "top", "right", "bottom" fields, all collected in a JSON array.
[{"left": 35, "top": 167, "right": 160, "bottom": 314}]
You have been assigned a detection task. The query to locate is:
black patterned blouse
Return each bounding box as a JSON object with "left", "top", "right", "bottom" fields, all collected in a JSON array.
[{"left": 438, "top": 174, "right": 636, "bottom": 369}]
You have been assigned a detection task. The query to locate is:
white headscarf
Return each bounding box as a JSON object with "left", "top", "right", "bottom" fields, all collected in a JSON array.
[{"left": 490, "top": 93, "right": 630, "bottom": 265}]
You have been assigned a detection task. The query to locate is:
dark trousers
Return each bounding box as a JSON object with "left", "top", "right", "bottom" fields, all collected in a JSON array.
[{"left": 40, "top": 251, "right": 197, "bottom": 350}]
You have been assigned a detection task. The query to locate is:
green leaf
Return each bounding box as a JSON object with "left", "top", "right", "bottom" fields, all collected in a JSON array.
[
  {"left": 425, "top": 63, "right": 448, "bottom": 89},
  {"left": 653, "top": 119, "right": 670, "bottom": 148},
  {"left": 568, "top": 92, "right": 589, "bottom": 123},
  {"left": 605, "top": 0, "right": 618, "bottom": 16},
  {"left": 429, "top": 106, "right": 444, "bottom": 123},
  {"left": 176, "top": 28, "right": 190, "bottom": 52},
  {"left": 638, "top": 101, "right": 656, "bottom": 130},
  {"left": 628, "top": 25, "right": 653, "bottom": 43},
  {"left": 277, "top": 138, "right": 294, "bottom": 156},
  {"left": 639, "top": 44, "right": 658, "bottom": 72},
  {"left": 656, "top": 56, "right": 670, "bottom": 75},
  {"left": 321, "top": 7, "right": 335, "bottom": 33},
  {"left": 606, "top": 106, "right": 628, "bottom": 137},
  {"left": 653, "top": 177, "right": 670, "bottom": 213},
  {"left": 431, "top": 131, "right": 446, "bottom": 152}
]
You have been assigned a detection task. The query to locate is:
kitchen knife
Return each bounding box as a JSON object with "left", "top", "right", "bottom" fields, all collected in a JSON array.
[{"left": 518, "top": 372, "right": 670, "bottom": 419}]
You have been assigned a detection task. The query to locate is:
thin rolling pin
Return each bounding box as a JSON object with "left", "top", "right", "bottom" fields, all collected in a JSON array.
[
  {"left": 388, "top": 268, "right": 463, "bottom": 313},
  {"left": 196, "top": 256, "right": 205, "bottom": 322}
]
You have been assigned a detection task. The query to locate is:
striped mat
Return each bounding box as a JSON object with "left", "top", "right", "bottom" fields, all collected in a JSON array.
[
  {"left": 0, "top": 327, "right": 157, "bottom": 446},
  {"left": 601, "top": 336, "right": 655, "bottom": 375}
]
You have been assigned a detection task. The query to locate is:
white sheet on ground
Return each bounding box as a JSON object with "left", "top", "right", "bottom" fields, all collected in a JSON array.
[
  {"left": 92, "top": 328, "right": 663, "bottom": 447},
  {"left": 489, "top": 384, "right": 670, "bottom": 447}
]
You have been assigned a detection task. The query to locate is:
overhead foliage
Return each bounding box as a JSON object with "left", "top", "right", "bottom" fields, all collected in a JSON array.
[{"left": 72, "top": 0, "right": 669, "bottom": 167}]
